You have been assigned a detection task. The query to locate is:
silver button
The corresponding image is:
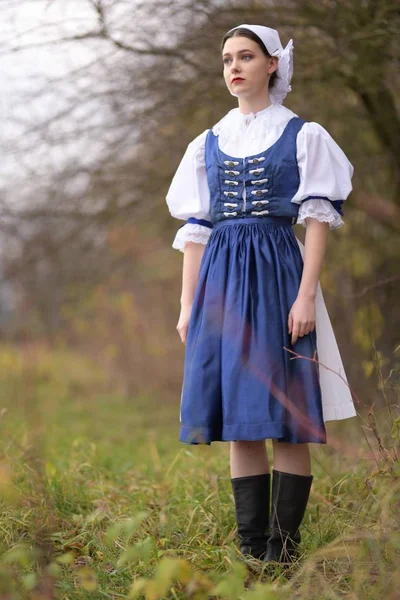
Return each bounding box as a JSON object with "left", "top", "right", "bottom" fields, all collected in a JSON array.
[
  {"left": 251, "top": 209, "right": 269, "bottom": 216},
  {"left": 251, "top": 189, "right": 269, "bottom": 196},
  {"left": 248, "top": 156, "right": 265, "bottom": 164}
]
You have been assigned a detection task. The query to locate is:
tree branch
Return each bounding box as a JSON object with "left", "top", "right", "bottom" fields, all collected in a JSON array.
[
  {"left": 353, "top": 84, "right": 400, "bottom": 185},
  {"left": 351, "top": 189, "right": 400, "bottom": 231}
]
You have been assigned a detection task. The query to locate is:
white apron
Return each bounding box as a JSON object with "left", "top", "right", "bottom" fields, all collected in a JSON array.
[{"left": 296, "top": 237, "right": 357, "bottom": 422}]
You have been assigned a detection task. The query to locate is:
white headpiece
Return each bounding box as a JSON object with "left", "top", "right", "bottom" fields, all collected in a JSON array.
[{"left": 226, "top": 24, "right": 294, "bottom": 105}]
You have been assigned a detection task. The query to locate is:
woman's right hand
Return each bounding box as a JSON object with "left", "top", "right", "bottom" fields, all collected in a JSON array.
[{"left": 176, "top": 303, "right": 193, "bottom": 345}]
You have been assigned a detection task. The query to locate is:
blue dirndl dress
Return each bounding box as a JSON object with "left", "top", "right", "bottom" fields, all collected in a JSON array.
[{"left": 179, "top": 117, "right": 333, "bottom": 445}]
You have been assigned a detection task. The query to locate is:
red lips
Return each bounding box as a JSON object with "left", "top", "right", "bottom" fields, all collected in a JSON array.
[{"left": 232, "top": 77, "right": 245, "bottom": 83}]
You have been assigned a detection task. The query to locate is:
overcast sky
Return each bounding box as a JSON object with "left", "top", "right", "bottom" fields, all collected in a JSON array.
[
  {"left": 0, "top": 0, "right": 191, "bottom": 205},
  {"left": 0, "top": 0, "right": 114, "bottom": 197}
]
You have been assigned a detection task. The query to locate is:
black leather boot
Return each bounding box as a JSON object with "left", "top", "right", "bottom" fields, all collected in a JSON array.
[
  {"left": 263, "top": 469, "right": 313, "bottom": 564},
  {"left": 231, "top": 473, "right": 271, "bottom": 560}
]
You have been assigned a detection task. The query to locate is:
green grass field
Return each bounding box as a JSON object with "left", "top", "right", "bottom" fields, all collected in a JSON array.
[{"left": 0, "top": 345, "right": 398, "bottom": 599}]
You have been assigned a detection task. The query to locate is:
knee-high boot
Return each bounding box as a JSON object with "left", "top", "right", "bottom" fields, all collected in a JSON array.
[
  {"left": 263, "top": 469, "right": 313, "bottom": 564},
  {"left": 231, "top": 473, "right": 271, "bottom": 560}
]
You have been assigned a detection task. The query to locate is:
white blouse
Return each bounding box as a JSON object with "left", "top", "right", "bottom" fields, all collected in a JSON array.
[{"left": 166, "top": 103, "right": 354, "bottom": 252}]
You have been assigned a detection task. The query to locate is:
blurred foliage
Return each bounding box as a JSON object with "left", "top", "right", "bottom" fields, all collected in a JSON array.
[{"left": 0, "top": 0, "right": 399, "bottom": 409}]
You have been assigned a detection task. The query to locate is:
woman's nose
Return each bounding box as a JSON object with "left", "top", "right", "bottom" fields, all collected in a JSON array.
[{"left": 231, "top": 60, "right": 241, "bottom": 73}]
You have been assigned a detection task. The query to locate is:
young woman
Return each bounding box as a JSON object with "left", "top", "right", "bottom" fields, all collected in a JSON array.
[{"left": 166, "top": 24, "right": 357, "bottom": 565}]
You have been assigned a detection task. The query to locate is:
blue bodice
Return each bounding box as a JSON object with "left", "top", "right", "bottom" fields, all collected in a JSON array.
[{"left": 204, "top": 117, "right": 307, "bottom": 225}]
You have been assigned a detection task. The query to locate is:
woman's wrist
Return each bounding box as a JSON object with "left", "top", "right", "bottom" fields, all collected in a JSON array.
[
  {"left": 297, "top": 289, "right": 317, "bottom": 301},
  {"left": 180, "top": 298, "right": 194, "bottom": 307}
]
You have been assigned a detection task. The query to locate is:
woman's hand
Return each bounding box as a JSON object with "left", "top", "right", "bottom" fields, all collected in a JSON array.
[
  {"left": 177, "top": 303, "right": 193, "bottom": 345},
  {"left": 288, "top": 295, "right": 316, "bottom": 345}
]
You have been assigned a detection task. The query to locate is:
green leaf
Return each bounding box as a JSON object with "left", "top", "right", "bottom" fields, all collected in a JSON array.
[
  {"left": 390, "top": 417, "right": 400, "bottom": 440},
  {"left": 21, "top": 573, "right": 37, "bottom": 591},
  {"left": 2, "top": 544, "right": 33, "bottom": 567},
  {"left": 128, "top": 577, "right": 148, "bottom": 599},
  {"left": 105, "top": 512, "right": 148, "bottom": 545},
  {"left": 55, "top": 552, "right": 75, "bottom": 565},
  {"left": 212, "top": 560, "right": 247, "bottom": 599},
  {"left": 76, "top": 567, "right": 98, "bottom": 592}
]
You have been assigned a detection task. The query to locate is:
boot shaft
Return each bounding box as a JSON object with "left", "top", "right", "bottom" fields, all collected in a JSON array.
[
  {"left": 264, "top": 469, "right": 313, "bottom": 563},
  {"left": 231, "top": 473, "right": 271, "bottom": 560}
]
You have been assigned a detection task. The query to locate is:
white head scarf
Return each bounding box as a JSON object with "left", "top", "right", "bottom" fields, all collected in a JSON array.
[{"left": 226, "top": 24, "right": 294, "bottom": 105}]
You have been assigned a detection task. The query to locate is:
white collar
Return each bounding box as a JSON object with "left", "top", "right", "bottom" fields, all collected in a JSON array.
[
  {"left": 237, "top": 103, "right": 275, "bottom": 124},
  {"left": 213, "top": 103, "right": 297, "bottom": 135}
]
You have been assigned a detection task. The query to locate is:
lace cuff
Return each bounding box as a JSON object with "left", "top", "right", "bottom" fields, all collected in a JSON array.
[
  {"left": 172, "top": 223, "right": 213, "bottom": 252},
  {"left": 297, "top": 198, "right": 344, "bottom": 229}
]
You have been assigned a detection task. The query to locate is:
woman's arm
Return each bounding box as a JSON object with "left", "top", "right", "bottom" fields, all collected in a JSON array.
[
  {"left": 177, "top": 242, "right": 206, "bottom": 344},
  {"left": 288, "top": 218, "right": 329, "bottom": 345}
]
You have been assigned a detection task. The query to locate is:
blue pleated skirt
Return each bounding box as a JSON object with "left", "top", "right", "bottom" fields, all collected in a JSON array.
[{"left": 180, "top": 216, "right": 327, "bottom": 445}]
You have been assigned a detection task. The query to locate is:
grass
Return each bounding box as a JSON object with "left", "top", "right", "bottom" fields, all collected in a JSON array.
[{"left": 0, "top": 344, "right": 398, "bottom": 599}]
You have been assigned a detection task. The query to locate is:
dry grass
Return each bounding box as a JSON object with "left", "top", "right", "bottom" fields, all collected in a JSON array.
[{"left": 0, "top": 343, "right": 398, "bottom": 599}]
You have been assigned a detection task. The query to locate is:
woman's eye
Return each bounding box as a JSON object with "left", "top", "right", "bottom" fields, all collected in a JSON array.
[
  {"left": 223, "top": 58, "right": 231, "bottom": 65},
  {"left": 242, "top": 55, "right": 252, "bottom": 61}
]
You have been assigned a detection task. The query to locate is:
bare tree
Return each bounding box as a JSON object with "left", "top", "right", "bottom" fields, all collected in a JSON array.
[{"left": 0, "top": 0, "right": 398, "bottom": 402}]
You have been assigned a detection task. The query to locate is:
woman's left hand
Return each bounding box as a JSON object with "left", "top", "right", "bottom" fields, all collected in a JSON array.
[{"left": 288, "top": 295, "right": 316, "bottom": 345}]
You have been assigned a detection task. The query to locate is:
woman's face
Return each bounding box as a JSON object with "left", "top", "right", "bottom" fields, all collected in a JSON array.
[{"left": 222, "top": 36, "right": 277, "bottom": 98}]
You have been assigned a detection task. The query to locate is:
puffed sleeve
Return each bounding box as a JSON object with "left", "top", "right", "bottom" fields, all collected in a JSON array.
[
  {"left": 166, "top": 130, "right": 213, "bottom": 252},
  {"left": 292, "top": 122, "right": 354, "bottom": 229}
]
